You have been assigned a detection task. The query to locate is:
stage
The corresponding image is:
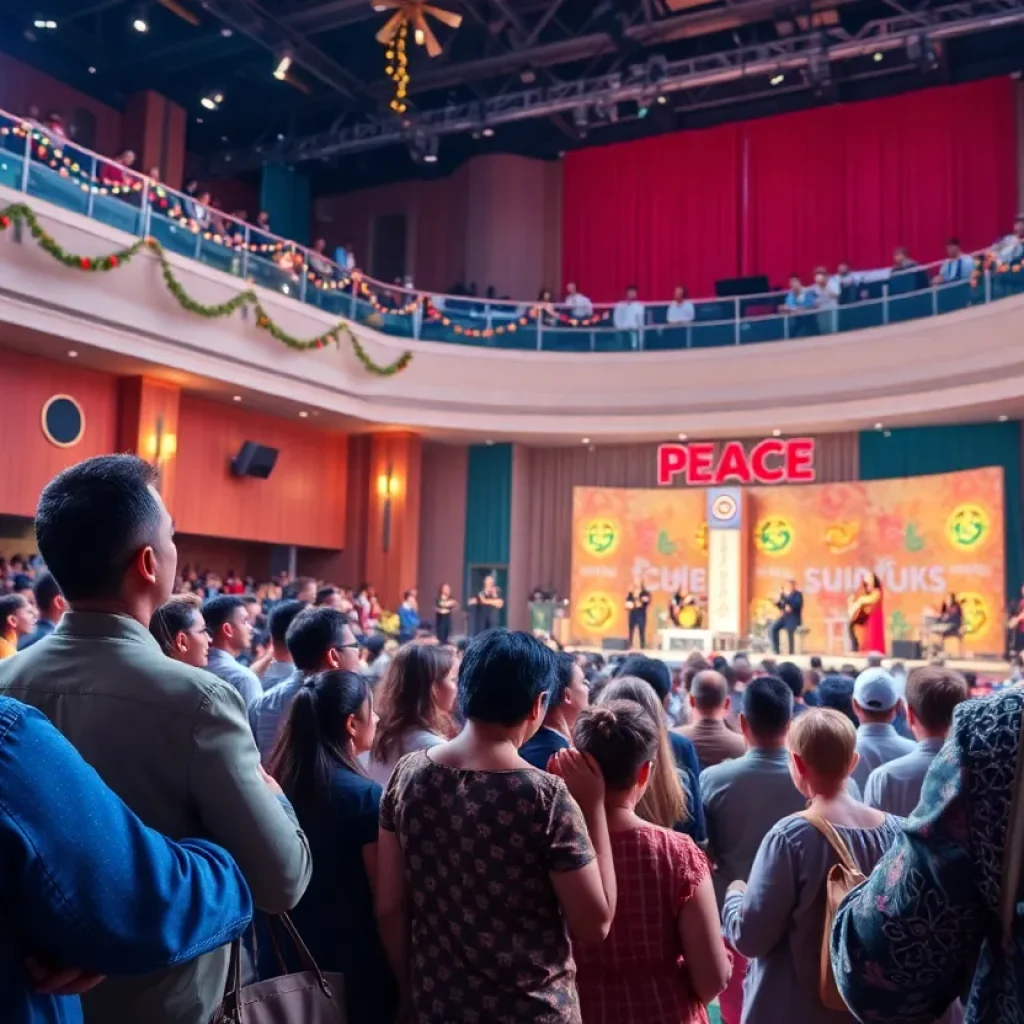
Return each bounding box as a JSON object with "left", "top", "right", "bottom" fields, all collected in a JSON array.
[{"left": 567, "top": 645, "right": 1013, "bottom": 680}]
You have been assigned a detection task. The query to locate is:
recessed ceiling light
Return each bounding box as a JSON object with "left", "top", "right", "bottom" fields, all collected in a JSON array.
[
  {"left": 873, "top": 51, "right": 883, "bottom": 62},
  {"left": 581, "top": 437, "right": 590, "bottom": 444},
  {"left": 232, "top": 394, "right": 242, "bottom": 402},
  {"left": 196, "top": 117, "right": 204, "bottom": 123},
  {"left": 276, "top": 132, "right": 285, "bottom": 141},
  {"left": 482, "top": 127, "right": 495, "bottom": 137},
  {"left": 33, "top": 18, "right": 57, "bottom": 29},
  {"left": 298, "top": 410, "right": 309, "bottom": 418},
  {"left": 874, "top": 422, "right": 883, "bottom": 430},
  {"left": 67, "top": 349, "right": 78, "bottom": 358},
  {"left": 770, "top": 73, "right": 784, "bottom": 86},
  {"left": 772, "top": 429, "right": 782, "bottom": 437},
  {"left": 485, "top": 439, "right": 495, "bottom": 446},
  {"left": 201, "top": 96, "right": 217, "bottom": 110},
  {"left": 220, "top": 134, "right": 228, "bottom": 142},
  {"left": 132, "top": 16, "right": 148, "bottom": 32},
  {"left": 1000, "top": 414, "right": 1009, "bottom": 422},
  {"left": 656, "top": 94, "right": 667, "bottom": 104},
  {"left": 678, "top": 432, "right": 687, "bottom": 440},
  {"left": 213, "top": 93, "right": 224, "bottom": 104},
  {"left": 220, "top": 26, "right": 233, "bottom": 37},
  {"left": 88, "top": 65, "right": 97, "bottom": 74}
]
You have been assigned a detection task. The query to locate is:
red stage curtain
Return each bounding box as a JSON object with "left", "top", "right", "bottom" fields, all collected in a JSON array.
[
  {"left": 561, "top": 123, "right": 743, "bottom": 303},
  {"left": 561, "top": 77, "right": 1017, "bottom": 300}
]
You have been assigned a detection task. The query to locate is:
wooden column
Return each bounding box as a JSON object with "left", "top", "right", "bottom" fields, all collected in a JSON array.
[
  {"left": 364, "top": 432, "right": 422, "bottom": 611},
  {"left": 117, "top": 377, "right": 181, "bottom": 513}
]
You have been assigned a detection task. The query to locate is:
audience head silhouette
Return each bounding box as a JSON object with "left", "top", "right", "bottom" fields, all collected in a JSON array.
[
  {"left": 286, "top": 606, "right": 359, "bottom": 674},
  {"left": 268, "top": 599, "right": 304, "bottom": 656},
  {"left": 150, "top": 598, "right": 210, "bottom": 667},
  {"left": 741, "top": 674, "right": 793, "bottom": 745},
  {"left": 202, "top": 595, "right": 253, "bottom": 656},
  {"left": 817, "top": 673, "right": 859, "bottom": 727},
  {"left": 788, "top": 707, "right": 858, "bottom": 798},
  {"left": 574, "top": 700, "right": 658, "bottom": 793},
  {"left": 614, "top": 653, "right": 672, "bottom": 706}
]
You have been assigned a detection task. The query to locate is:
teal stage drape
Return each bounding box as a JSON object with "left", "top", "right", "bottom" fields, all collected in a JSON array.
[
  {"left": 464, "top": 444, "right": 512, "bottom": 571},
  {"left": 259, "top": 163, "right": 311, "bottom": 246},
  {"left": 858, "top": 422, "right": 1022, "bottom": 596}
]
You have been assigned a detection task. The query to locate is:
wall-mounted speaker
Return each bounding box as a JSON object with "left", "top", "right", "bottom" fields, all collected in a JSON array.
[{"left": 231, "top": 441, "right": 279, "bottom": 479}]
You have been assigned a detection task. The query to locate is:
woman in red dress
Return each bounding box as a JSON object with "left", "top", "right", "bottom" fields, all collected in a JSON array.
[
  {"left": 566, "top": 701, "right": 731, "bottom": 1023},
  {"left": 849, "top": 572, "right": 886, "bottom": 654}
]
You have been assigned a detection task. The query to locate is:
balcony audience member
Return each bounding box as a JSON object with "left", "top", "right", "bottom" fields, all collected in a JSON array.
[
  {"left": 537, "top": 286, "right": 554, "bottom": 303},
  {"left": 249, "top": 607, "right": 361, "bottom": 765},
  {"left": 676, "top": 669, "right": 746, "bottom": 769},
  {"left": 308, "top": 236, "right": 333, "bottom": 278},
  {"left": 204, "top": 594, "right": 263, "bottom": 706},
  {"left": 366, "top": 643, "right": 458, "bottom": 785},
  {"left": 572, "top": 701, "right": 731, "bottom": 1024},
  {"left": 263, "top": 669, "right": 397, "bottom": 1023},
  {"left": 613, "top": 285, "right": 646, "bottom": 348},
  {"left": 723, "top": 708, "right": 900, "bottom": 1024},
  {"left": 0, "top": 453, "right": 312, "bottom": 1023},
  {"left": 780, "top": 274, "right": 815, "bottom": 313},
  {"left": 259, "top": 599, "right": 305, "bottom": 688},
  {"left": 666, "top": 284, "right": 696, "bottom": 324},
  {"left": 833, "top": 687, "right": 1024, "bottom": 1024},
  {"left": 564, "top": 281, "right": 594, "bottom": 318},
  {"left": 808, "top": 266, "right": 840, "bottom": 331},
  {"left": 851, "top": 668, "right": 915, "bottom": 790},
  {"left": 701, "top": 675, "right": 802, "bottom": 1024},
  {"left": 0, "top": 694, "right": 255, "bottom": 1024},
  {"left": 933, "top": 237, "right": 974, "bottom": 284},
  {"left": 892, "top": 245, "right": 917, "bottom": 270},
  {"left": 863, "top": 666, "right": 968, "bottom": 816},
  {"left": 45, "top": 111, "right": 66, "bottom": 138},
  {"left": 149, "top": 597, "right": 211, "bottom": 668},
  {"left": 192, "top": 189, "right": 213, "bottom": 228},
  {"left": 376, "top": 630, "right": 616, "bottom": 1024},
  {"left": 100, "top": 149, "right": 136, "bottom": 190},
  {"left": 18, "top": 570, "right": 65, "bottom": 650},
  {"left": 0, "top": 593, "right": 36, "bottom": 659},
  {"left": 520, "top": 650, "right": 590, "bottom": 770},
  {"left": 993, "top": 214, "right": 1024, "bottom": 264}
]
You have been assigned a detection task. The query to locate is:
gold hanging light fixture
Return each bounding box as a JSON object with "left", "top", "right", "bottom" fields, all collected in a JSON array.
[{"left": 375, "top": 1, "right": 463, "bottom": 114}]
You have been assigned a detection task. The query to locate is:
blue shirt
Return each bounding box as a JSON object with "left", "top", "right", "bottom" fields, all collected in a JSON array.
[
  {"left": 248, "top": 671, "right": 304, "bottom": 765},
  {"left": 519, "top": 726, "right": 570, "bottom": 770},
  {"left": 852, "top": 722, "right": 916, "bottom": 791},
  {"left": 0, "top": 696, "right": 252, "bottom": 1024},
  {"left": 17, "top": 620, "right": 55, "bottom": 651},
  {"left": 784, "top": 288, "right": 816, "bottom": 310},
  {"left": 259, "top": 659, "right": 295, "bottom": 690},
  {"left": 862, "top": 737, "right": 944, "bottom": 817},
  {"left": 207, "top": 648, "right": 263, "bottom": 706},
  {"left": 669, "top": 730, "right": 706, "bottom": 843},
  {"left": 398, "top": 604, "right": 420, "bottom": 643}
]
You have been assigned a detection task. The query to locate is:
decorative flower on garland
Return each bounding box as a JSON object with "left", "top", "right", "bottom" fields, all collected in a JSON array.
[{"left": 0, "top": 202, "right": 413, "bottom": 377}]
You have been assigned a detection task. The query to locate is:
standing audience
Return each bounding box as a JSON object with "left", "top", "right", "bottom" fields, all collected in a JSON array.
[
  {"left": 778, "top": 661, "right": 811, "bottom": 717},
  {"left": 203, "top": 594, "right": 263, "bottom": 705},
  {"left": 376, "top": 629, "right": 616, "bottom": 1023},
  {"left": 259, "top": 599, "right": 305, "bottom": 688},
  {"left": 18, "top": 570, "right": 65, "bottom": 649},
  {"left": 850, "top": 668, "right": 915, "bottom": 790},
  {"left": 0, "top": 593, "right": 36, "bottom": 659},
  {"left": 571, "top": 701, "right": 731, "bottom": 1023},
  {"left": 149, "top": 596, "right": 211, "bottom": 667},
  {"left": 676, "top": 669, "right": 746, "bottom": 768},
  {"left": 520, "top": 651, "right": 591, "bottom": 769}
]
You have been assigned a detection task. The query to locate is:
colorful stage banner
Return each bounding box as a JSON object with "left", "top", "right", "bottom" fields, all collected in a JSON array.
[{"left": 570, "top": 467, "right": 1005, "bottom": 655}]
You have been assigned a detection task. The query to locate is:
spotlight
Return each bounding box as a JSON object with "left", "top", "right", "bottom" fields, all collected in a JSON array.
[
  {"left": 213, "top": 92, "right": 223, "bottom": 104},
  {"left": 88, "top": 65, "right": 97, "bottom": 74},
  {"left": 772, "top": 428, "right": 782, "bottom": 437},
  {"left": 273, "top": 54, "right": 292, "bottom": 80},
  {"left": 1000, "top": 414, "right": 1010, "bottom": 422},
  {"left": 200, "top": 96, "right": 217, "bottom": 110},
  {"left": 133, "top": 16, "right": 149, "bottom": 32},
  {"left": 33, "top": 18, "right": 57, "bottom": 29},
  {"left": 770, "top": 73, "right": 784, "bottom": 86},
  {"left": 656, "top": 94, "right": 667, "bottom": 105},
  {"left": 298, "top": 410, "right": 309, "bottom": 418},
  {"left": 220, "top": 26, "right": 232, "bottom": 37},
  {"left": 874, "top": 422, "right": 884, "bottom": 431},
  {"left": 482, "top": 127, "right": 494, "bottom": 137},
  {"left": 581, "top": 437, "right": 590, "bottom": 445},
  {"left": 873, "top": 51, "right": 883, "bottom": 62}
]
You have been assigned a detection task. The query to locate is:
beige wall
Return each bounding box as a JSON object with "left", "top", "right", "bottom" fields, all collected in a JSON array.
[
  {"left": 313, "top": 153, "right": 562, "bottom": 298},
  {"left": 417, "top": 442, "right": 469, "bottom": 623}
]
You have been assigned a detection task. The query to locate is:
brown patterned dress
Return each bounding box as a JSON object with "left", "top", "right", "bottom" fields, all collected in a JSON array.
[{"left": 380, "top": 750, "right": 596, "bottom": 1023}]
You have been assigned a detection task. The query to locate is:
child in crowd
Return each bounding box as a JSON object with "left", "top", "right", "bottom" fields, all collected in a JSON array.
[{"left": 570, "top": 701, "right": 731, "bottom": 1023}]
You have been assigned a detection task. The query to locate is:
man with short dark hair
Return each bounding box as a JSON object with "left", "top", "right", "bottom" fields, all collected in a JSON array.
[
  {"left": 864, "top": 666, "right": 968, "bottom": 815},
  {"left": 520, "top": 652, "right": 590, "bottom": 770},
  {"left": 315, "top": 585, "right": 343, "bottom": 610},
  {"left": 677, "top": 669, "right": 746, "bottom": 768},
  {"left": 0, "top": 593, "right": 36, "bottom": 659},
  {"left": 249, "top": 607, "right": 360, "bottom": 764},
  {"left": 292, "top": 576, "right": 317, "bottom": 605},
  {"left": 776, "top": 661, "right": 809, "bottom": 717},
  {"left": 769, "top": 578, "right": 803, "bottom": 655},
  {"left": 18, "top": 570, "right": 65, "bottom": 650},
  {"left": 259, "top": 599, "right": 305, "bottom": 689},
  {"left": 851, "top": 667, "right": 916, "bottom": 790},
  {"left": 0, "top": 454, "right": 311, "bottom": 1023},
  {"left": 204, "top": 594, "right": 262, "bottom": 705}
]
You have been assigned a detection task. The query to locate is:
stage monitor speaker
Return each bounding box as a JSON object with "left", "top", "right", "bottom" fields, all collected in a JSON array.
[
  {"left": 891, "top": 639, "right": 922, "bottom": 660},
  {"left": 602, "top": 637, "right": 629, "bottom": 652},
  {"left": 231, "top": 441, "right": 279, "bottom": 479}
]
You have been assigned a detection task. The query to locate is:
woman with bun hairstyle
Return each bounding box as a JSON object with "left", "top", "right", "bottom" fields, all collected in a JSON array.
[{"left": 568, "top": 701, "right": 731, "bottom": 1022}]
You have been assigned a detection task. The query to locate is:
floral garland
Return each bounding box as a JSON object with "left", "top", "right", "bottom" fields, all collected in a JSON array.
[{"left": 0, "top": 202, "right": 412, "bottom": 374}]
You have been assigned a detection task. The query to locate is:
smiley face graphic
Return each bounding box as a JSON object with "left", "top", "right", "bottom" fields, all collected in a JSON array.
[
  {"left": 957, "top": 592, "right": 989, "bottom": 637},
  {"left": 576, "top": 592, "right": 616, "bottom": 633},
  {"left": 946, "top": 505, "right": 989, "bottom": 550},
  {"left": 755, "top": 516, "right": 794, "bottom": 557},
  {"left": 581, "top": 518, "right": 620, "bottom": 558}
]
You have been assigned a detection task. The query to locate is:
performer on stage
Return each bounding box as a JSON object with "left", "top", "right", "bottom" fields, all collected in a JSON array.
[
  {"left": 472, "top": 574, "right": 503, "bottom": 635},
  {"left": 625, "top": 575, "right": 651, "bottom": 649},
  {"left": 668, "top": 589, "right": 702, "bottom": 629},
  {"left": 770, "top": 578, "right": 803, "bottom": 655},
  {"left": 1008, "top": 584, "right": 1024, "bottom": 656},
  {"left": 848, "top": 571, "right": 885, "bottom": 653},
  {"left": 434, "top": 583, "right": 459, "bottom": 644}
]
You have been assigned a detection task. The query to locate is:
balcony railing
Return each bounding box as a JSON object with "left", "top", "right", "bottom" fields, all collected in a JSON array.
[{"left": 2, "top": 107, "right": 1022, "bottom": 353}]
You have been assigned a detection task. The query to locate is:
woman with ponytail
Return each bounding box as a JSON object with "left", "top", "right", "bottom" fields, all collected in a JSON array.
[
  {"left": 569, "top": 701, "right": 731, "bottom": 1023},
  {"left": 264, "top": 670, "right": 397, "bottom": 1023}
]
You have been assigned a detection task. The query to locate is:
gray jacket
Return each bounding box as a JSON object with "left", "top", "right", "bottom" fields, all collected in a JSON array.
[{"left": 0, "top": 611, "right": 312, "bottom": 1024}]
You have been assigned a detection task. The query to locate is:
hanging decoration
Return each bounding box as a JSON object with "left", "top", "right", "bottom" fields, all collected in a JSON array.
[
  {"left": 376, "top": 1, "right": 463, "bottom": 113},
  {"left": 0, "top": 202, "right": 413, "bottom": 376}
]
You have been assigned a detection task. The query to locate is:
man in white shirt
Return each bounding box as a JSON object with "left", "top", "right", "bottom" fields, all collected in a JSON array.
[
  {"left": 613, "top": 285, "right": 645, "bottom": 348},
  {"left": 563, "top": 281, "right": 593, "bottom": 319},
  {"left": 851, "top": 668, "right": 916, "bottom": 790},
  {"left": 993, "top": 215, "right": 1024, "bottom": 265},
  {"left": 932, "top": 237, "right": 974, "bottom": 285},
  {"left": 863, "top": 666, "right": 968, "bottom": 816},
  {"left": 666, "top": 284, "right": 695, "bottom": 324}
]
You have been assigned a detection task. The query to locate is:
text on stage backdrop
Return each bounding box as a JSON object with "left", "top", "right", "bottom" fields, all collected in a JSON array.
[{"left": 570, "top": 467, "right": 1005, "bottom": 655}]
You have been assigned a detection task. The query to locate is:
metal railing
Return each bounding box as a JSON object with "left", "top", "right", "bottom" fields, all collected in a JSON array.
[{"left": 2, "top": 106, "right": 1020, "bottom": 354}]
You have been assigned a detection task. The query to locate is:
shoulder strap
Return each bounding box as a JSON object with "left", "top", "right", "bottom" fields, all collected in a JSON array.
[
  {"left": 798, "top": 810, "right": 860, "bottom": 874},
  {"left": 999, "top": 706, "right": 1024, "bottom": 946}
]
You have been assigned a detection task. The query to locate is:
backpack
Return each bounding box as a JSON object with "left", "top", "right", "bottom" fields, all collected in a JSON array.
[{"left": 798, "top": 810, "right": 865, "bottom": 1011}]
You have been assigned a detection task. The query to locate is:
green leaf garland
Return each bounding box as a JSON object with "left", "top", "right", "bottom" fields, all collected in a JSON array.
[{"left": 0, "top": 202, "right": 413, "bottom": 374}]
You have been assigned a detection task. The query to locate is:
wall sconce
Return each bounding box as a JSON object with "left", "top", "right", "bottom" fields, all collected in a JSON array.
[
  {"left": 146, "top": 415, "right": 177, "bottom": 493},
  {"left": 378, "top": 465, "right": 400, "bottom": 554}
]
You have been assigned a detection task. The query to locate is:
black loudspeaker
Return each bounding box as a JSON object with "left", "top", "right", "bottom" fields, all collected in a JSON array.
[
  {"left": 891, "top": 639, "right": 922, "bottom": 660},
  {"left": 231, "top": 441, "right": 279, "bottom": 479},
  {"left": 602, "top": 637, "right": 629, "bottom": 652}
]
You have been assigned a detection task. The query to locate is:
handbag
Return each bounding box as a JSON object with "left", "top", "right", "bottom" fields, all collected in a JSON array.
[{"left": 214, "top": 913, "right": 346, "bottom": 1024}]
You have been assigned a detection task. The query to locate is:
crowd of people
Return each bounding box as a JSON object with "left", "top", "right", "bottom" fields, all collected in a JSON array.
[{"left": 2, "top": 453, "right": 1024, "bottom": 1024}]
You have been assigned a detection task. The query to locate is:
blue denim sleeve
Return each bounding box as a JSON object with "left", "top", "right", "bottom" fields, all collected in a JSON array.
[{"left": 0, "top": 699, "right": 253, "bottom": 974}]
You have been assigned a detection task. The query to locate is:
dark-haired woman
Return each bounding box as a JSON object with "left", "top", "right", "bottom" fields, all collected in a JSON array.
[
  {"left": 149, "top": 597, "right": 210, "bottom": 668},
  {"left": 848, "top": 571, "right": 885, "bottom": 653},
  {"left": 434, "top": 583, "right": 459, "bottom": 644},
  {"left": 571, "top": 701, "right": 730, "bottom": 1023},
  {"left": 366, "top": 643, "right": 458, "bottom": 786},
  {"left": 263, "top": 670, "right": 396, "bottom": 1023},
  {"left": 376, "top": 628, "right": 617, "bottom": 1023}
]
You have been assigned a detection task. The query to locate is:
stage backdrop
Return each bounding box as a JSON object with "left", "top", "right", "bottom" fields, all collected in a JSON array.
[{"left": 570, "top": 467, "right": 1005, "bottom": 655}]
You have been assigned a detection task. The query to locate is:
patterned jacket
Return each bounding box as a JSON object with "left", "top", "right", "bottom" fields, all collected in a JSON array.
[{"left": 832, "top": 688, "right": 1024, "bottom": 1023}]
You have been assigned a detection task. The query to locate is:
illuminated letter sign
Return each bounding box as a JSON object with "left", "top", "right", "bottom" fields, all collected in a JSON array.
[{"left": 657, "top": 438, "right": 816, "bottom": 486}]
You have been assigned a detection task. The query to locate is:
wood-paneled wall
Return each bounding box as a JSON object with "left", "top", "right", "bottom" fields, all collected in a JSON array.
[
  {"left": 173, "top": 396, "right": 348, "bottom": 549},
  {"left": 0, "top": 350, "right": 119, "bottom": 518},
  {"left": 174, "top": 533, "right": 274, "bottom": 581}
]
